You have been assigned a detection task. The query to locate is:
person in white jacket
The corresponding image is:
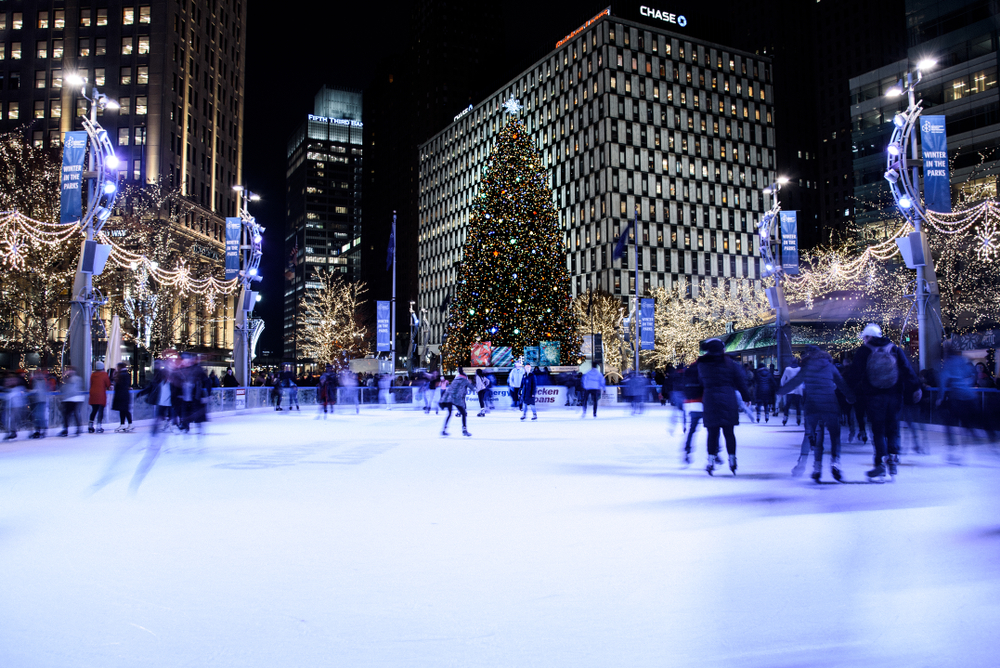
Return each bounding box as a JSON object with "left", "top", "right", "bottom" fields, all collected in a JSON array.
[
  {"left": 507, "top": 363, "right": 525, "bottom": 410},
  {"left": 780, "top": 359, "right": 803, "bottom": 426}
]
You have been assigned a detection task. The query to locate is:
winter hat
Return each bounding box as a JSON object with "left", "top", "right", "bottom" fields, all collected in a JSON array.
[
  {"left": 95, "top": 361, "right": 105, "bottom": 370},
  {"left": 859, "top": 323, "right": 882, "bottom": 339},
  {"left": 704, "top": 338, "right": 725, "bottom": 354}
]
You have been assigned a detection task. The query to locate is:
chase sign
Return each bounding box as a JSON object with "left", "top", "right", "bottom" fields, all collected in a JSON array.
[{"left": 640, "top": 6, "right": 687, "bottom": 27}]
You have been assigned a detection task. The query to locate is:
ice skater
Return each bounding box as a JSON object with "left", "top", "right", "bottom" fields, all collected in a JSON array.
[
  {"left": 697, "top": 339, "right": 750, "bottom": 475},
  {"left": 88, "top": 361, "right": 111, "bottom": 433},
  {"left": 112, "top": 362, "right": 134, "bottom": 432},
  {"left": 753, "top": 363, "right": 777, "bottom": 423},
  {"left": 475, "top": 369, "right": 491, "bottom": 417},
  {"left": 58, "top": 366, "right": 85, "bottom": 437},
  {"left": 779, "top": 359, "right": 802, "bottom": 426},
  {"left": 682, "top": 359, "right": 704, "bottom": 465},
  {"left": 508, "top": 362, "right": 525, "bottom": 410},
  {"left": 580, "top": 364, "right": 605, "bottom": 418},
  {"left": 520, "top": 364, "right": 538, "bottom": 421},
  {"left": 440, "top": 370, "right": 472, "bottom": 437}
]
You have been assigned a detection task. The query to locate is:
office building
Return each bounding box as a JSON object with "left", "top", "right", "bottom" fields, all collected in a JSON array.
[
  {"left": 283, "top": 86, "right": 363, "bottom": 363},
  {"left": 417, "top": 9, "right": 776, "bottom": 355},
  {"left": 851, "top": 0, "right": 999, "bottom": 238}
]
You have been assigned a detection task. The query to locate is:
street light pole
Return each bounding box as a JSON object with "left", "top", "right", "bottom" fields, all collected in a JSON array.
[
  {"left": 757, "top": 177, "right": 790, "bottom": 374},
  {"left": 232, "top": 185, "right": 264, "bottom": 386}
]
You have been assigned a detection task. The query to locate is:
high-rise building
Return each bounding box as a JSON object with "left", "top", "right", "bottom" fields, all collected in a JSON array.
[
  {"left": 851, "top": 0, "right": 999, "bottom": 237},
  {"left": 283, "top": 86, "right": 363, "bottom": 364},
  {"left": 417, "top": 9, "right": 776, "bottom": 356}
]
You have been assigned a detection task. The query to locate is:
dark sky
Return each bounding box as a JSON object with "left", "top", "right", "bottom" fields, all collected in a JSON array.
[{"left": 242, "top": 2, "right": 608, "bottom": 354}]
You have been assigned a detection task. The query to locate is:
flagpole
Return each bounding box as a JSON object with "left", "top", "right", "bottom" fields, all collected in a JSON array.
[
  {"left": 633, "top": 206, "right": 640, "bottom": 376},
  {"left": 391, "top": 212, "right": 397, "bottom": 371}
]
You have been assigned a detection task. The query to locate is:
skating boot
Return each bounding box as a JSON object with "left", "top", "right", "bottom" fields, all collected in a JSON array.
[
  {"left": 782, "top": 416, "right": 788, "bottom": 426},
  {"left": 729, "top": 455, "right": 738, "bottom": 475},
  {"left": 791, "top": 455, "right": 808, "bottom": 477},
  {"left": 887, "top": 454, "right": 899, "bottom": 479},
  {"left": 3, "top": 433, "right": 15, "bottom": 441},
  {"left": 96, "top": 427, "right": 104, "bottom": 433},
  {"left": 831, "top": 457, "right": 843, "bottom": 482},
  {"left": 706, "top": 457, "right": 715, "bottom": 476},
  {"left": 714, "top": 453, "right": 724, "bottom": 465},
  {"left": 682, "top": 450, "right": 692, "bottom": 465},
  {"left": 531, "top": 415, "right": 537, "bottom": 420},
  {"left": 462, "top": 429, "right": 472, "bottom": 437},
  {"left": 859, "top": 432, "right": 868, "bottom": 444},
  {"left": 441, "top": 429, "right": 449, "bottom": 437},
  {"left": 88, "top": 424, "right": 95, "bottom": 433},
  {"left": 58, "top": 429, "right": 68, "bottom": 437},
  {"left": 866, "top": 462, "right": 886, "bottom": 482},
  {"left": 811, "top": 458, "right": 822, "bottom": 483},
  {"left": 114, "top": 425, "right": 124, "bottom": 433},
  {"left": 476, "top": 410, "right": 485, "bottom": 417}
]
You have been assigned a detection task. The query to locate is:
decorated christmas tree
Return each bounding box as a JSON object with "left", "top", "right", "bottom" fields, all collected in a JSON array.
[{"left": 442, "top": 99, "right": 581, "bottom": 369}]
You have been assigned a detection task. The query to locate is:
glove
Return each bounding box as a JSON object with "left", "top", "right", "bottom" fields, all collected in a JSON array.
[{"left": 912, "top": 389, "right": 922, "bottom": 404}]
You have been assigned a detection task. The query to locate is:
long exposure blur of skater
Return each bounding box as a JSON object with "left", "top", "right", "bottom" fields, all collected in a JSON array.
[
  {"left": 697, "top": 339, "right": 750, "bottom": 475},
  {"left": 440, "top": 369, "right": 472, "bottom": 437}
]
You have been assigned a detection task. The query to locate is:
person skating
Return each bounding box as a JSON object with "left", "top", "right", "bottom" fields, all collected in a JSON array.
[
  {"left": 3, "top": 374, "right": 26, "bottom": 441},
  {"left": 474, "top": 369, "right": 491, "bottom": 417},
  {"left": 58, "top": 366, "right": 85, "bottom": 436},
  {"left": 779, "top": 359, "right": 803, "bottom": 426},
  {"left": 697, "top": 339, "right": 750, "bottom": 475},
  {"left": 112, "top": 362, "right": 134, "bottom": 432},
  {"left": 778, "top": 346, "right": 855, "bottom": 482},
  {"left": 580, "top": 364, "right": 606, "bottom": 418},
  {"left": 844, "top": 324, "right": 921, "bottom": 481},
  {"left": 519, "top": 364, "right": 539, "bottom": 421},
  {"left": 88, "top": 362, "right": 111, "bottom": 433},
  {"left": 682, "top": 359, "right": 704, "bottom": 465},
  {"left": 318, "top": 364, "right": 338, "bottom": 418},
  {"left": 28, "top": 370, "right": 50, "bottom": 439},
  {"left": 938, "top": 342, "right": 976, "bottom": 464},
  {"left": 508, "top": 362, "right": 525, "bottom": 410},
  {"left": 753, "top": 363, "right": 777, "bottom": 423},
  {"left": 440, "top": 370, "right": 472, "bottom": 437}
]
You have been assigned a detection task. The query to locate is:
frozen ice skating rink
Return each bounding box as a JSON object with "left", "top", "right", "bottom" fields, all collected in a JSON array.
[{"left": 2, "top": 406, "right": 999, "bottom": 667}]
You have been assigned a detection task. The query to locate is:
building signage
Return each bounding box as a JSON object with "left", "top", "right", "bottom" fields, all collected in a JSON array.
[
  {"left": 779, "top": 211, "right": 799, "bottom": 275},
  {"left": 640, "top": 298, "right": 655, "bottom": 350},
  {"left": 60, "top": 131, "right": 88, "bottom": 225},
  {"left": 453, "top": 104, "right": 473, "bottom": 123},
  {"left": 556, "top": 7, "right": 610, "bottom": 48},
  {"left": 377, "top": 300, "right": 391, "bottom": 351},
  {"left": 920, "top": 115, "right": 951, "bottom": 213},
  {"left": 225, "top": 217, "right": 242, "bottom": 280},
  {"left": 639, "top": 6, "right": 687, "bottom": 27},
  {"left": 308, "top": 114, "right": 363, "bottom": 128}
]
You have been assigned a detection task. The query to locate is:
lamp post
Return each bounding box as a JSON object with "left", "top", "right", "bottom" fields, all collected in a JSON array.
[
  {"left": 231, "top": 185, "right": 264, "bottom": 386},
  {"left": 757, "top": 176, "right": 790, "bottom": 373},
  {"left": 65, "top": 74, "right": 120, "bottom": 376},
  {"left": 883, "top": 58, "right": 943, "bottom": 372}
]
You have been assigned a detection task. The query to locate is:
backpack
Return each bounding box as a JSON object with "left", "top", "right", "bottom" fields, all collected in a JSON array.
[{"left": 866, "top": 343, "right": 899, "bottom": 389}]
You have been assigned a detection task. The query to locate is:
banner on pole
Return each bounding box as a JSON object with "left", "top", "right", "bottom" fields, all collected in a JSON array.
[
  {"left": 225, "top": 217, "right": 242, "bottom": 280},
  {"left": 920, "top": 115, "right": 951, "bottom": 213},
  {"left": 60, "top": 131, "right": 88, "bottom": 225},
  {"left": 640, "top": 298, "right": 655, "bottom": 350},
  {"left": 779, "top": 211, "right": 800, "bottom": 275},
  {"left": 376, "top": 301, "right": 391, "bottom": 351}
]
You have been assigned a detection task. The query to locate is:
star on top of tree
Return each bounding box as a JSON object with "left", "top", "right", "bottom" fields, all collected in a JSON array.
[{"left": 502, "top": 96, "right": 522, "bottom": 117}]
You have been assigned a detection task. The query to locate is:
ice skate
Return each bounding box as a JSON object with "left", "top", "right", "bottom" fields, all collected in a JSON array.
[
  {"left": 791, "top": 455, "right": 807, "bottom": 477},
  {"left": 115, "top": 426, "right": 124, "bottom": 433},
  {"left": 714, "top": 454, "right": 723, "bottom": 465},
  {"left": 96, "top": 427, "right": 104, "bottom": 433},
  {"left": 729, "top": 455, "right": 737, "bottom": 475},
  {"left": 782, "top": 417, "right": 788, "bottom": 426},
  {"left": 88, "top": 425, "right": 95, "bottom": 433},
  {"left": 706, "top": 457, "right": 715, "bottom": 475},
  {"left": 831, "top": 457, "right": 843, "bottom": 482},
  {"left": 866, "top": 464, "right": 886, "bottom": 482},
  {"left": 441, "top": 430, "right": 448, "bottom": 437},
  {"left": 811, "top": 459, "right": 822, "bottom": 483},
  {"left": 462, "top": 429, "right": 472, "bottom": 437},
  {"left": 520, "top": 415, "right": 526, "bottom": 421},
  {"left": 887, "top": 454, "right": 899, "bottom": 478},
  {"left": 476, "top": 410, "right": 485, "bottom": 417},
  {"left": 58, "top": 430, "right": 68, "bottom": 437},
  {"left": 531, "top": 415, "right": 537, "bottom": 420}
]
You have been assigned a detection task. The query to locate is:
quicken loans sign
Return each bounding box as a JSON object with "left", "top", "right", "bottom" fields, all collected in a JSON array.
[{"left": 640, "top": 6, "right": 688, "bottom": 27}]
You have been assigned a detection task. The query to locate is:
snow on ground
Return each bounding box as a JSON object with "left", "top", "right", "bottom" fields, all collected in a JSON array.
[{"left": 1, "top": 404, "right": 999, "bottom": 667}]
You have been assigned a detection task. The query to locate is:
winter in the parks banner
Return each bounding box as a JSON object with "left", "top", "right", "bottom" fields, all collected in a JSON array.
[
  {"left": 640, "top": 298, "right": 655, "bottom": 350},
  {"left": 60, "top": 131, "right": 88, "bottom": 225},
  {"left": 225, "top": 217, "right": 242, "bottom": 279},
  {"left": 921, "top": 115, "right": 951, "bottom": 213},
  {"left": 779, "top": 211, "right": 800, "bottom": 275},
  {"left": 376, "top": 301, "right": 391, "bottom": 351}
]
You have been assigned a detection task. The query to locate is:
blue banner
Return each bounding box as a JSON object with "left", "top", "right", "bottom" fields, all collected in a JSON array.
[
  {"left": 225, "top": 217, "right": 242, "bottom": 280},
  {"left": 921, "top": 115, "right": 951, "bottom": 213},
  {"left": 640, "top": 298, "right": 655, "bottom": 350},
  {"left": 60, "top": 131, "right": 88, "bottom": 224},
  {"left": 779, "top": 211, "right": 799, "bottom": 275},
  {"left": 376, "top": 301, "right": 391, "bottom": 352}
]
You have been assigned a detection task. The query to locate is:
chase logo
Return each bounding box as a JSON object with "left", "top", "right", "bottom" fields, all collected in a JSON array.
[
  {"left": 921, "top": 120, "right": 944, "bottom": 134},
  {"left": 640, "top": 6, "right": 687, "bottom": 27},
  {"left": 64, "top": 136, "right": 87, "bottom": 149}
]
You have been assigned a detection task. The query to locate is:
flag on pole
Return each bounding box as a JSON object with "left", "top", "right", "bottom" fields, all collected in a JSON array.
[
  {"left": 586, "top": 289, "right": 594, "bottom": 317},
  {"left": 613, "top": 219, "right": 632, "bottom": 262},
  {"left": 386, "top": 218, "right": 396, "bottom": 271}
]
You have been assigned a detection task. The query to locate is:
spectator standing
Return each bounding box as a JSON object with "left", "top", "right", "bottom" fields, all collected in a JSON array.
[{"left": 88, "top": 362, "right": 112, "bottom": 433}]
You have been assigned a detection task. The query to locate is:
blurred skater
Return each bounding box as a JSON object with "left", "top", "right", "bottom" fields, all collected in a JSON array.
[
  {"left": 112, "top": 362, "right": 134, "bottom": 432},
  {"left": 697, "top": 339, "right": 750, "bottom": 475},
  {"left": 520, "top": 364, "right": 539, "bottom": 421},
  {"left": 779, "top": 359, "right": 802, "bottom": 426},
  {"left": 682, "top": 358, "right": 704, "bottom": 465},
  {"left": 753, "top": 363, "right": 777, "bottom": 423},
  {"left": 508, "top": 362, "right": 525, "bottom": 410},
  {"left": 475, "top": 369, "right": 492, "bottom": 417},
  {"left": 581, "top": 364, "right": 605, "bottom": 418},
  {"left": 440, "top": 370, "right": 472, "bottom": 437},
  {"left": 58, "top": 366, "right": 85, "bottom": 437},
  {"left": 938, "top": 342, "right": 976, "bottom": 464}
]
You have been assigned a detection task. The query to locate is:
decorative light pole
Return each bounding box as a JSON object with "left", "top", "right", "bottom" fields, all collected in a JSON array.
[
  {"left": 231, "top": 185, "right": 264, "bottom": 386},
  {"left": 883, "top": 59, "right": 943, "bottom": 371},
  {"left": 65, "top": 73, "right": 121, "bottom": 375},
  {"left": 756, "top": 176, "right": 790, "bottom": 373}
]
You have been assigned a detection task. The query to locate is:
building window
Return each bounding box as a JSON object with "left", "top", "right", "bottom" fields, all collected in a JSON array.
[
  {"left": 12, "top": 13, "right": 23, "bottom": 30},
  {"left": 137, "top": 66, "right": 149, "bottom": 85},
  {"left": 35, "top": 71, "right": 46, "bottom": 89},
  {"left": 122, "top": 38, "right": 134, "bottom": 56},
  {"left": 52, "top": 40, "right": 63, "bottom": 59},
  {"left": 138, "top": 36, "right": 150, "bottom": 55},
  {"left": 7, "top": 102, "right": 18, "bottom": 120},
  {"left": 139, "top": 6, "right": 152, "bottom": 24},
  {"left": 134, "top": 127, "right": 146, "bottom": 145},
  {"left": 38, "top": 11, "right": 49, "bottom": 29},
  {"left": 133, "top": 160, "right": 141, "bottom": 181},
  {"left": 52, "top": 70, "right": 62, "bottom": 88},
  {"left": 50, "top": 100, "right": 61, "bottom": 119},
  {"left": 123, "top": 8, "right": 135, "bottom": 25},
  {"left": 97, "top": 9, "right": 108, "bottom": 26},
  {"left": 80, "top": 10, "right": 92, "bottom": 27},
  {"left": 118, "top": 128, "right": 130, "bottom": 146},
  {"left": 136, "top": 96, "right": 147, "bottom": 115},
  {"left": 79, "top": 40, "right": 91, "bottom": 57},
  {"left": 96, "top": 39, "right": 107, "bottom": 56},
  {"left": 36, "top": 42, "right": 48, "bottom": 59},
  {"left": 119, "top": 97, "right": 131, "bottom": 114},
  {"left": 54, "top": 10, "right": 65, "bottom": 28},
  {"left": 33, "top": 131, "right": 43, "bottom": 149},
  {"left": 95, "top": 68, "right": 105, "bottom": 86},
  {"left": 120, "top": 67, "right": 132, "bottom": 85},
  {"left": 34, "top": 100, "right": 45, "bottom": 119}
]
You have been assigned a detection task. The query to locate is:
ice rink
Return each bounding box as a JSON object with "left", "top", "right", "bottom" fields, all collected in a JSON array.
[{"left": 2, "top": 404, "right": 999, "bottom": 667}]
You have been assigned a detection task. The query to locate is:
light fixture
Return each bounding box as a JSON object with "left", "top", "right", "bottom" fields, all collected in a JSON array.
[
  {"left": 103, "top": 182, "right": 116, "bottom": 194},
  {"left": 253, "top": 234, "right": 262, "bottom": 244},
  {"left": 256, "top": 295, "right": 262, "bottom": 302},
  {"left": 916, "top": 58, "right": 936, "bottom": 71},
  {"left": 888, "top": 143, "right": 902, "bottom": 156},
  {"left": 765, "top": 263, "right": 773, "bottom": 272},
  {"left": 898, "top": 195, "right": 912, "bottom": 209},
  {"left": 95, "top": 207, "right": 112, "bottom": 223},
  {"left": 886, "top": 85, "right": 903, "bottom": 97},
  {"left": 250, "top": 194, "right": 261, "bottom": 201},
  {"left": 104, "top": 99, "right": 120, "bottom": 110},
  {"left": 105, "top": 154, "right": 120, "bottom": 169},
  {"left": 233, "top": 185, "right": 244, "bottom": 192},
  {"left": 884, "top": 169, "right": 899, "bottom": 184},
  {"left": 777, "top": 176, "right": 790, "bottom": 185},
  {"left": 66, "top": 73, "right": 85, "bottom": 86},
  {"left": 248, "top": 268, "right": 258, "bottom": 276},
  {"left": 893, "top": 113, "right": 906, "bottom": 128},
  {"left": 763, "top": 187, "right": 772, "bottom": 195}
]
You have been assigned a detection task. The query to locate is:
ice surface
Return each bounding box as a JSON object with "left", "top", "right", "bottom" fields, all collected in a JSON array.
[{"left": 1, "top": 405, "right": 999, "bottom": 667}]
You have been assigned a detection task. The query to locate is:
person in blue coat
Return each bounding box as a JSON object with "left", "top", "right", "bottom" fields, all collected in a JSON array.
[{"left": 520, "top": 364, "right": 538, "bottom": 421}]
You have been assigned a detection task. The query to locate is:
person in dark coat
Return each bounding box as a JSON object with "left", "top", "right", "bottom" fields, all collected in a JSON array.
[
  {"left": 843, "top": 323, "right": 921, "bottom": 480},
  {"left": 779, "top": 346, "right": 855, "bottom": 482},
  {"left": 112, "top": 362, "right": 134, "bottom": 432},
  {"left": 753, "top": 364, "right": 777, "bottom": 422},
  {"left": 520, "top": 364, "right": 538, "bottom": 421},
  {"left": 697, "top": 339, "right": 751, "bottom": 475},
  {"left": 682, "top": 361, "right": 703, "bottom": 465}
]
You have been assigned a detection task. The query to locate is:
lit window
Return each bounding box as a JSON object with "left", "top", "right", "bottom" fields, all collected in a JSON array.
[
  {"left": 0, "top": 15, "right": 6, "bottom": 30},
  {"left": 7, "top": 102, "right": 18, "bottom": 120},
  {"left": 335, "top": 206, "right": 348, "bottom": 214},
  {"left": 120, "top": 67, "right": 132, "bottom": 85},
  {"left": 139, "top": 6, "right": 152, "bottom": 24},
  {"left": 119, "top": 97, "right": 131, "bottom": 114},
  {"left": 12, "top": 13, "right": 23, "bottom": 30},
  {"left": 123, "top": 8, "right": 135, "bottom": 25},
  {"left": 80, "top": 11, "right": 91, "bottom": 27},
  {"left": 79, "top": 41, "right": 91, "bottom": 57},
  {"left": 136, "top": 96, "right": 147, "bottom": 115},
  {"left": 34, "top": 100, "right": 45, "bottom": 119},
  {"left": 37, "top": 11, "right": 49, "bottom": 29},
  {"left": 134, "top": 128, "right": 145, "bottom": 145},
  {"left": 50, "top": 100, "right": 61, "bottom": 119},
  {"left": 133, "top": 160, "right": 141, "bottom": 180},
  {"left": 122, "top": 38, "right": 133, "bottom": 56},
  {"left": 36, "top": 42, "right": 48, "bottom": 59},
  {"left": 54, "top": 10, "right": 65, "bottom": 29},
  {"left": 35, "top": 71, "right": 46, "bottom": 88},
  {"left": 96, "top": 39, "right": 107, "bottom": 56},
  {"left": 137, "top": 66, "right": 149, "bottom": 85},
  {"left": 138, "top": 36, "right": 150, "bottom": 55},
  {"left": 118, "top": 128, "right": 130, "bottom": 146},
  {"left": 33, "top": 132, "right": 43, "bottom": 149},
  {"left": 97, "top": 9, "right": 108, "bottom": 26},
  {"left": 95, "top": 68, "right": 106, "bottom": 86},
  {"left": 52, "top": 70, "right": 62, "bottom": 88},
  {"left": 52, "top": 40, "right": 63, "bottom": 59}
]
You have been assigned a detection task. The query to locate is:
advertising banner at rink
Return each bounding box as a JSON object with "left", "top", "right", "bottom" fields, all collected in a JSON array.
[
  {"left": 779, "top": 211, "right": 800, "bottom": 275},
  {"left": 640, "top": 298, "right": 655, "bottom": 350},
  {"left": 60, "top": 131, "right": 88, "bottom": 224},
  {"left": 376, "top": 301, "right": 391, "bottom": 351},
  {"left": 920, "top": 115, "right": 951, "bottom": 213},
  {"left": 225, "top": 217, "right": 242, "bottom": 279}
]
